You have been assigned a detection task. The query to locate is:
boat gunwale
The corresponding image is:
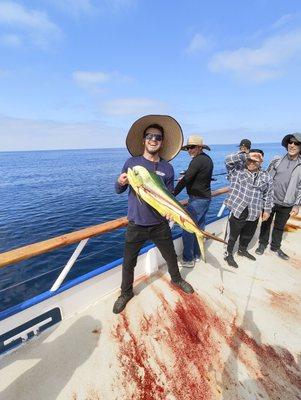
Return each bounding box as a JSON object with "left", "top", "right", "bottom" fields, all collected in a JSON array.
[
  {"left": 0, "top": 187, "right": 230, "bottom": 269},
  {"left": 0, "top": 211, "right": 230, "bottom": 322}
]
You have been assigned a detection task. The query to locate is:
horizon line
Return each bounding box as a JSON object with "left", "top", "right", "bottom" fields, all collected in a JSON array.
[{"left": 0, "top": 142, "right": 281, "bottom": 153}]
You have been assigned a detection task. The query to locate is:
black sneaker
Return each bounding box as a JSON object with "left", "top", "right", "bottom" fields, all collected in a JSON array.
[
  {"left": 224, "top": 254, "right": 239, "bottom": 269},
  {"left": 237, "top": 249, "right": 256, "bottom": 261},
  {"left": 270, "top": 248, "right": 289, "bottom": 260},
  {"left": 113, "top": 292, "right": 134, "bottom": 314},
  {"left": 255, "top": 244, "right": 266, "bottom": 255},
  {"left": 171, "top": 278, "right": 194, "bottom": 294}
]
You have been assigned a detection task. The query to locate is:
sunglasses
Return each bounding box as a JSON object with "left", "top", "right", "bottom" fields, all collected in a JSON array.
[
  {"left": 144, "top": 133, "right": 163, "bottom": 142},
  {"left": 187, "top": 145, "right": 197, "bottom": 150},
  {"left": 288, "top": 139, "right": 301, "bottom": 146}
]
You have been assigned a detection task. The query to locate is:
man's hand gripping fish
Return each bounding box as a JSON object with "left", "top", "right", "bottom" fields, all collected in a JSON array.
[{"left": 127, "top": 165, "right": 226, "bottom": 262}]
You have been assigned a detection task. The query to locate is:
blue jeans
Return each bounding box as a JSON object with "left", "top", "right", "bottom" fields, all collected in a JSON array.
[{"left": 182, "top": 197, "right": 211, "bottom": 261}]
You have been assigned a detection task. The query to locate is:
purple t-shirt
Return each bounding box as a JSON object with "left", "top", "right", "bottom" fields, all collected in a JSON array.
[{"left": 115, "top": 156, "right": 174, "bottom": 226}]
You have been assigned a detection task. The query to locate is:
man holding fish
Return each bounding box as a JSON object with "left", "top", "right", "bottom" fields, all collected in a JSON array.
[{"left": 113, "top": 115, "right": 194, "bottom": 314}]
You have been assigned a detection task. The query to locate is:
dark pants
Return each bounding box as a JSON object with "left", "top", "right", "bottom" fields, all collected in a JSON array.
[
  {"left": 259, "top": 204, "right": 292, "bottom": 250},
  {"left": 121, "top": 221, "right": 182, "bottom": 294},
  {"left": 227, "top": 208, "right": 259, "bottom": 254}
]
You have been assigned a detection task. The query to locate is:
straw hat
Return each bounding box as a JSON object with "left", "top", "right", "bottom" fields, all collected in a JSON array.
[
  {"left": 182, "top": 135, "right": 211, "bottom": 151},
  {"left": 126, "top": 114, "right": 183, "bottom": 161}
]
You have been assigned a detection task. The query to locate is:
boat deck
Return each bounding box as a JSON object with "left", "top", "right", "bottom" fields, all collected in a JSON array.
[{"left": 1, "top": 217, "right": 301, "bottom": 400}]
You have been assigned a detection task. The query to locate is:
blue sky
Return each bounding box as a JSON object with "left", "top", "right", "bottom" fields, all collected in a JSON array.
[{"left": 0, "top": 0, "right": 301, "bottom": 151}]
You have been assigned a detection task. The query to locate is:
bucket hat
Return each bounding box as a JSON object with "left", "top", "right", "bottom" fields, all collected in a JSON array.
[
  {"left": 126, "top": 115, "right": 183, "bottom": 161},
  {"left": 281, "top": 132, "right": 301, "bottom": 149},
  {"left": 181, "top": 135, "right": 211, "bottom": 151}
]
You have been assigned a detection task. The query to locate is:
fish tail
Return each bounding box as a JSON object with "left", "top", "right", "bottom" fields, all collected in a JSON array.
[{"left": 196, "top": 235, "right": 206, "bottom": 263}]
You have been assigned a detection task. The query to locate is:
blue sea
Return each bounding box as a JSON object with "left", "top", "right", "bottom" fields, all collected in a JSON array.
[{"left": 0, "top": 143, "right": 283, "bottom": 311}]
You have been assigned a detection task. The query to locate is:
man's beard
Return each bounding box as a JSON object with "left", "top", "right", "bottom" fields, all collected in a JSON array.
[{"left": 146, "top": 145, "right": 160, "bottom": 155}]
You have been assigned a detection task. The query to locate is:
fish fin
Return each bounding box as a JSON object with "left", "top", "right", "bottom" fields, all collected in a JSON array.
[
  {"left": 135, "top": 190, "right": 143, "bottom": 204},
  {"left": 197, "top": 235, "right": 206, "bottom": 263}
]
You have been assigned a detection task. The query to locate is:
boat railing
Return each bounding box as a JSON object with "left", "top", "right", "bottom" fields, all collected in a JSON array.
[{"left": 0, "top": 187, "right": 229, "bottom": 293}]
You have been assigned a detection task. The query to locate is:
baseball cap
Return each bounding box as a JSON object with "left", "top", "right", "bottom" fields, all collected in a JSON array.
[{"left": 238, "top": 139, "right": 251, "bottom": 149}]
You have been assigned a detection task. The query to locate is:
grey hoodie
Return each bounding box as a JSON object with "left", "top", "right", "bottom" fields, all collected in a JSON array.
[{"left": 267, "top": 154, "right": 301, "bottom": 206}]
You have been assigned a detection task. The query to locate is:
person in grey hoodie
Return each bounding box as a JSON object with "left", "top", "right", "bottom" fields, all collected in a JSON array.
[{"left": 256, "top": 133, "right": 301, "bottom": 260}]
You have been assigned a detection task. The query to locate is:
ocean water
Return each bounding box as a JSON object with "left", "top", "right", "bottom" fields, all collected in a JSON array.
[{"left": 0, "top": 143, "right": 283, "bottom": 310}]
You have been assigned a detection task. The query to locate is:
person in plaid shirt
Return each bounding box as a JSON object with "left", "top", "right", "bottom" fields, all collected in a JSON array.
[{"left": 224, "top": 149, "right": 273, "bottom": 268}]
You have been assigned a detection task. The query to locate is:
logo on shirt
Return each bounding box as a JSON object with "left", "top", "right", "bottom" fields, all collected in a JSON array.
[{"left": 156, "top": 171, "right": 166, "bottom": 177}]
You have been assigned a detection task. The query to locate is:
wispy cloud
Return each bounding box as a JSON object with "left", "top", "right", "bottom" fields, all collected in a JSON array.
[
  {"left": 45, "top": 0, "right": 97, "bottom": 17},
  {"left": 0, "top": 1, "right": 61, "bottom": 49},
  {"left": 186, "top": 33, "right": 208, "bottom": 54},
  {"left": 73, "top": 71, "right": 112, "bottom": 85},
  {"left": 0, "top": 68, "right": 11, "bottom": 78},
  {"left": 271, "top": 14, "right": 294, "bottom": 30},
  {"left": 73, "top": 70, "right": 132, "bottom": 93},
  {"left": 101, "top": 98, "right": 166, "bottom": 116},
  {"left": 0, "top": 33, "right": 22, "bottom": 47},
  {"left": 209, "top": 29, "right": 301, "bottom": 82},
  {"left": 0, "top": 114, "right": 122, "bottom": 151},
  {"left": 45, "top": 0, "right": 135, "bottom": 17},
  {"left": 104, "top": 0, "right": 136, "bottom": 12}
]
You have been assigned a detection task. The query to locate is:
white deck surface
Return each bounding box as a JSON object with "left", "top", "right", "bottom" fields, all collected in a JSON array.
[{"left": 1, "top": 217, "right": 301, "bottom": 400}]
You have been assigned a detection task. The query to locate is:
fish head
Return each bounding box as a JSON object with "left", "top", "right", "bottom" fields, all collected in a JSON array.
[
  {"left": 132, "top": 165, "right": 151, "bottom": 180},
  {"left": 127, "top": 167, "right": 143, "bottom": 189}
]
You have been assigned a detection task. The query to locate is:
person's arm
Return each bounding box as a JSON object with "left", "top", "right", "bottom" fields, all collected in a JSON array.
[
  {"left": 115, "top": 160, "right": 129, "bottom": 194},
  {"left": 290, "top": 172, "right": 301, "bottom": 216},
  {"left": 225, "top": 152, "right": 247, "bottom": 173},
  {"left": 173, "top": 158, "right": 199, "bottom": 196},
  {"left": 266, "top": 155, "right": 280, "bottom": 173},
  {"left": 262, "top": 175, "right": 274, "bottom": 220},
  {"left": 165, "top": 166, "right": 175, "bottom": 192}
]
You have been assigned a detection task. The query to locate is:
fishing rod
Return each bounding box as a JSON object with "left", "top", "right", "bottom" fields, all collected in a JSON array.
[{"left": 175, "top": 171, "right": 228, "bottom": 181}]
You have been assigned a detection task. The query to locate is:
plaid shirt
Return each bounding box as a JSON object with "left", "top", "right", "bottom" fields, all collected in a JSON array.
[{"left": 225, "top": 153, "right": 274, "bottom": 221}]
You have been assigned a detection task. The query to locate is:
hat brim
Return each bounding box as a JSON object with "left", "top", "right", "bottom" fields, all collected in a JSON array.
[
  {"left": 126, "top": 115, "right": 183, "bottom": 161},
  {"left": 281, "top": 134, "right": 295, "bottom": 148},
  {"left": 182, "top": 144, "right": 211, "bottom": 151}
]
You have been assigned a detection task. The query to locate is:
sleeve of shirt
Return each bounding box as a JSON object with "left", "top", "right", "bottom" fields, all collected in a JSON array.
[
  {"left": 295, "top": 176, "right": 301, "bottom": 206},
  {"left": 263, "top": 175, "right": 274, "bottom": 213},
  {"left": 266, "top": 156, "right": 281, "bottom": 173},
  {"left": 173, "top": 158, "right": 199, "bottom": 196},
  {"left": 225, "top": 152, "right": 247, "bottom": 176},
  {"left": 115, "top": 159, "right": 130, "bottom": 194},
  {"left": 165, "top": 165, "right": 175, "bottom": 192}
]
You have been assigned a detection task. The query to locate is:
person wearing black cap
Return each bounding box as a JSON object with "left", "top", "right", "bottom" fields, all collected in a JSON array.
[
  {"left": 256, "top": 133, "right": 301, "bottom": 260},
  {"left": 226, "top": 139, "right": 252, "bottom": 177},
  {"left": 239, "top": 139, "right": 251, "bottom": 153}
]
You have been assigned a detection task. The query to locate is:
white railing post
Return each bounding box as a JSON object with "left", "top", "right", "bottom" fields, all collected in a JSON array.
[
  {"left": 145, "top": 248, "right": 159, "bottom": 275},
  {"left": 217, "top": 203, "right": 226, "bottom": 217},
  {"left": 50, "top": 239, "right": 89, "bottom": 292}
]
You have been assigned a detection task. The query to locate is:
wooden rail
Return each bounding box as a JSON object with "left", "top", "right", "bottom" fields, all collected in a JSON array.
[{"left": 0, "top": 187, "right": 229, "bottom": 268}]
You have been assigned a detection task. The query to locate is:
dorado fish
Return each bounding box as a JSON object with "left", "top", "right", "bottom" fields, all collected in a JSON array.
[{"left": 127, "top": 165, "right": 226, "bottom": 262}]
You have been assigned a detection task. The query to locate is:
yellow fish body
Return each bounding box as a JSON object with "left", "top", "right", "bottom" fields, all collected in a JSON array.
[{"left": 127, "top": 165, "right": 226, "bottom": 262}]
